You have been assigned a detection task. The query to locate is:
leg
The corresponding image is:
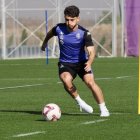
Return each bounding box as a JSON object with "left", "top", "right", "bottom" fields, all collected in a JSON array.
[
  {"left": 83, "top": 73, "right": 110, "bottom": 117},
  {"left": 59, "top": 72, "right": 78, "bottom": 98},
  {"left": 59, "top": 72, "right": 93, "bottom": 113},
  {"left": 83, "top": 73, "right": 104, "bottom": 104}
]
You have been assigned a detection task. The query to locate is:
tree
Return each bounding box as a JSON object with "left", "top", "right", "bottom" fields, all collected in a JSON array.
[
  {"left": 98, "top": 11, "right": 112, "bottom": 24},
  {"left": 20, "top": 29, "right": 28, "bottom": 45}
]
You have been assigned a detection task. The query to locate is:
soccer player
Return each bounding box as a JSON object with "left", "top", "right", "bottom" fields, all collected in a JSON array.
[{"left": 41, "top": 5, "right": 110, "bottom": 117}]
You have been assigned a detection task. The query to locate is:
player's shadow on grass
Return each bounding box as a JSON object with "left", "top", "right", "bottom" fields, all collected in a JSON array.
[
  {"left": 0, "top": 109, "right": 96, "bottom": 116},
  {"left": 62, "top": 112, "right": 96, "bottom": 116},
  {"left": 2, "top": 109, "right": 123, "bottom": 122},
  {"left": 0, "top": 109, "right": 97, "bottom": 122},
  {"left": 0, "top": 109, "right": 41, "bottom": 115}
]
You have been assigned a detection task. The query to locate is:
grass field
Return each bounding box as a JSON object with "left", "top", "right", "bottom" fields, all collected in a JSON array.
[{"left": 0, "top": 57, "right": 139, "bottom": 140}]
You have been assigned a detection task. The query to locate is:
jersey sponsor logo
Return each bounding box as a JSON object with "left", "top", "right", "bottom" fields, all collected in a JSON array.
[
  {"left": 59, "top": 32, "right": 64, "bottom": 45},
  {"left": 76, "top": 33, "right": 81, "bottom": 39},
  {"left": 59, "top": 32, "right": 64, "bottom": 40}
]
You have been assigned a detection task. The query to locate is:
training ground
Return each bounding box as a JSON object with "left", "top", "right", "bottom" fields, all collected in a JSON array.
[{"left": 0, "top": 57, "right": 139, "bottom": 140}]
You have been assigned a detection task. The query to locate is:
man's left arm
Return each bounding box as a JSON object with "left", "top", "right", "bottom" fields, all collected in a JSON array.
[
  {"left": 84, "top": 46, "right": 95, "bottom": 72},
  {"left": 84, "top": 31, "right": 95, "bottom": 72}
]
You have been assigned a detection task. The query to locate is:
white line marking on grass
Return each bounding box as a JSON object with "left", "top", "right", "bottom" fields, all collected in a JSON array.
[
  {"left": 0, "top": 78, "right": 48, "bottom": 81},
  {"left": 94, "top": 112, "right": 131, "bottom": 115},
  {"left": 81, "top": 119, "right": 108, "bottom": 125},
  {"left": 116, "top": 75, "right": 136, "bottom": 79},
  {"left": 111, "top": 112, "right": 131, "bottom": 115},
  {"left": 96, "top": 75, "right": 136, "bottom": 81},
  {"left": 12, "top": 131, "right": 46, "bottom": 138},
  {"left": 97, "top": 112, "right": 131, "bottom": 115},
  {"left": 0, "top": 78, "right": 59, "bottom": 81},
  {"left": 0, "top": 64, "right": 43, "bottom": 66},
  {"left": 64, "top": 112, "right": 131, "bottom": 115},
  {"left": 0, "top": 83, "right": 46, "bottom": 90},
  {"left": 57, "top": 75, "right": 136, "bottom": 84},
  {"left": 96, "top": 77, "right": 112, "bottom": 80}
]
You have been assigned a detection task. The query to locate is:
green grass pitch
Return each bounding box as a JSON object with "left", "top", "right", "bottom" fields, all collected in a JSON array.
[{"left": 0, "top": 57, "right": 139, "bottom": 140}]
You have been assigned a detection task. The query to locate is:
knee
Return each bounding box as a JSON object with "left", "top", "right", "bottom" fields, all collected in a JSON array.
[
  {"left": 64, "top": 84, "right": 77, "bottom": 94},
  {"left": 86, "top": 80, "right": 95, "bottom": 88},
  {"left": 60, "top": 74, "right": 72, "bottom": 84},
  {"left": 61, "top": 77, "right": 71, "bottom": 85}
]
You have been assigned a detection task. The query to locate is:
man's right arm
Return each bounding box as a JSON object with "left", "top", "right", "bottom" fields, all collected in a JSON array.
[{"left": 41, "top": 29, "right": 55, "bottom": 51}]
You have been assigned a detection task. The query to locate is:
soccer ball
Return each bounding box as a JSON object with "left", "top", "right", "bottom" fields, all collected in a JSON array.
[{"left": 42, "top": 103, "right": 61, "bottom": 121}]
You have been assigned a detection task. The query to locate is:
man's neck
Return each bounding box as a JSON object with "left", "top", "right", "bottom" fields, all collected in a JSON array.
[{"left": 67, "top": 24, "right": 78, "bottom": 32}]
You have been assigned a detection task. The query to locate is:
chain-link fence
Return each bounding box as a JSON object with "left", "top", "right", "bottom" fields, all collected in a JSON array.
[{"left": 0, "top": 0, "right": 123, "bottom": 59}]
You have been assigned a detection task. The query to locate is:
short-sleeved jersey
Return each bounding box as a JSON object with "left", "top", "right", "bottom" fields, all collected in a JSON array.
[{"left": 52, "top": 23, "right": 94, "bottom": 63}]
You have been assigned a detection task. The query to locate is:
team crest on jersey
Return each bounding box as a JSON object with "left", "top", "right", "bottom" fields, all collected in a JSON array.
[{"left": 76, "top": 33, "right": 81, "bottom": 39}]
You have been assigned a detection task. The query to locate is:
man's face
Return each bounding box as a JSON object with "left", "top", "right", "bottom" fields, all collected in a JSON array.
[{"left": 64, "top": 15, "right": 79, "bottom": 30}]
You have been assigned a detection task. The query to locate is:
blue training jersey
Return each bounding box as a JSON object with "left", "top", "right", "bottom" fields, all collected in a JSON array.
[{"left": 52, "top": 23, "right": 94, "bottom": 63}]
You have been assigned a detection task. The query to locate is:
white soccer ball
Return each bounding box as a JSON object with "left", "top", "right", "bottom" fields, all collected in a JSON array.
[{"left": 42, "top": 103, "right": 61, "bottom": 121}]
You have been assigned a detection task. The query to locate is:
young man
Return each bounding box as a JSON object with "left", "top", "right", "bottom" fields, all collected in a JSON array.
[{"left": 41, "top": 5, "right": 110, "bottom": 117}]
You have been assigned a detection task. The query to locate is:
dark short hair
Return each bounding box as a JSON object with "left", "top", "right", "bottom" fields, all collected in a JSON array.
[{"left": 64, "top": 5, "right": 80, "bottom": 17}]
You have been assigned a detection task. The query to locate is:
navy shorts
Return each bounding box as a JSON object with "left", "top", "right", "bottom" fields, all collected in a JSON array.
[{"left": 58, "top": 62, "right": 93, "bottom": 80}]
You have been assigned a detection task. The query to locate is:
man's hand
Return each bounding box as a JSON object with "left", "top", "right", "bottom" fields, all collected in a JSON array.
[
  {"left": 41, "top": 46, "right": 46, "bottom": 51},
  {"left": 84, "top": 62, "right": 92, "bottom": 72},
  {"left": 40, "top": 29, "right": 54, "bottom": 52}
]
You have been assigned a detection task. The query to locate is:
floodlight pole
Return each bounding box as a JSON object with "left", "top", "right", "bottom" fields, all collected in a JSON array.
[
  {"left": 112, "top": 0, "right": 117, "bottom": 57},
  {"left": 1, "top": 0, "right": 6, "bottom": 59}
]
